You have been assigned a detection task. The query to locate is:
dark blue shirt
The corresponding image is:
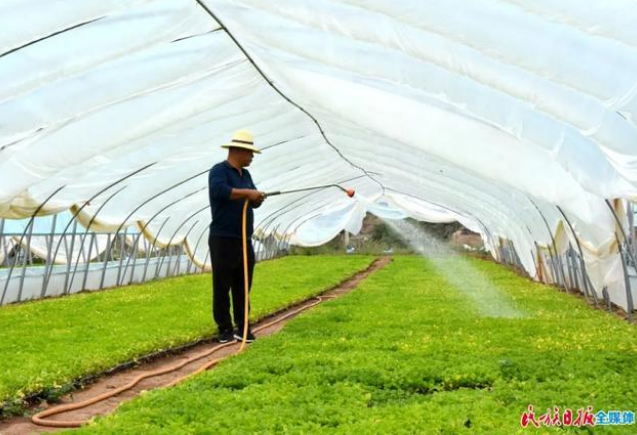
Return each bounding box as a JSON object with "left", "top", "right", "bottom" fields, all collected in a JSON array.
[{"left": 208, "top": 160, "right": 256, "bottom": 239}]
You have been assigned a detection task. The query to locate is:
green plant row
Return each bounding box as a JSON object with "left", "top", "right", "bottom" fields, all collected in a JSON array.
[
  {"left": 75, "top": 256, "right": 637, "bottom": 434},
  {"left": 0, "top": 255, "right": 375, "bottom": 413}
]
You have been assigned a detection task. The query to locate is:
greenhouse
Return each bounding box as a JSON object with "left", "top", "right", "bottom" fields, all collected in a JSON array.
[{"left": 1, "top": 0, "right": 636, "bottom": 433}]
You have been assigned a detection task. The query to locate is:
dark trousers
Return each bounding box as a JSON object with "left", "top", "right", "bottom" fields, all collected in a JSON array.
[{"left": 209, "top": 235, "right": 255, "bottom": 333}]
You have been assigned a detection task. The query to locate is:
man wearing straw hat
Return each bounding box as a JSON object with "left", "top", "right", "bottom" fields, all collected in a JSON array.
[{"left": 208, "top": 130, "right": 266, "bottom": 343}]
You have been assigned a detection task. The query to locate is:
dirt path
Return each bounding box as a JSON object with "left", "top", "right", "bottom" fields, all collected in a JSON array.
[{"left": 0, "top": 256, "right": 391, "bottom": 435}]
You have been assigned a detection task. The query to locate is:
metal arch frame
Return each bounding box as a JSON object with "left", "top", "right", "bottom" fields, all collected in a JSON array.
[
  {"left": 251, "top": 175, "right": 371, "bottom": 250},
  {"left": 174, "top": 219, "right": 202, "bottom": 277},
  {"left": 1, "top": 185, "right": 65, "bottom": 304},
  {"left": 110, "top": 188, "right": 212, "bottom": 285},
  {"left": 0, "top": 17, "right": 104, "bottom": 60},
  {"left": 119, "top": 201, "right": 207, "bottom": 286},
  {"left": 166, "top": 218, "right": 203, "bottom": 277},
  {"left": 142, "top": 217, "right": 171, "bottom": 283},
  {"left": 40, "top": 163, "right": 156, "bottom": 296},
  {"left": 0, "top": 218, "right": 5, "bottom": 266},
  {"left": 55, "top": 185, "right": 129, "bottom": 295},
  {"left": 556, "top": 206, "right": 598, "bottom": 308},
  {"left": 527, "top": 197, "right": 568, "bottom": 290},
  {"left": 155, "top": 205, "right": 209, "bottom": 280},
  {"left": 187, "top": 225, "right": 209, "bottom": 274},
  {"left": 136, "top": 197, "right": 207, "bottom": 280},
  {"left": 95, "top": 171, "right": 209, "bottom": 289},
  {"left": 604, "top": 199, "right": 635, "bottom": 321},
  {"left": 253, "top": 195, "right": 333, "bottom": 257},
  {"left": 249, "top": 188, "right": 355, "bottom": 259},
  {"left": 613, "top": 231, "right": 634, "bottom": 322}
]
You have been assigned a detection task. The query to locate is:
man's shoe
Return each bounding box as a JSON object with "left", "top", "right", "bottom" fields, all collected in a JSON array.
[
  {"left": 216, "top": 329, "right": 235, "bottom": 343},
  {"left": 234, "top": 327, "right": 256, "bottom": 343}
]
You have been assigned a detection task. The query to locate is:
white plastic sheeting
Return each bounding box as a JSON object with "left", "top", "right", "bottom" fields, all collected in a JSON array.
[{"left": 1, "top": 0, "right": 637, "bottom": 308}]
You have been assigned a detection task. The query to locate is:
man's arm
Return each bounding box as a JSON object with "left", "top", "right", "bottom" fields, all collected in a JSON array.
[
  {"left": 209, "top": 165, "right": 232, "bottom": 200},
  {"left": 239, "top": 172, "right": 265, "bottom": 208},
  {"left": 209, "top": 166, "right": 264, "bottom": 206}
]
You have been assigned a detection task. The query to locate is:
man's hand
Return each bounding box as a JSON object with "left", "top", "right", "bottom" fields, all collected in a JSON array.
[
  {"left": 230, "top": 188, "right": 266, "bottom": 206},
  {"left": 247, "top": 190, "right": 266, "bottom": 208}
]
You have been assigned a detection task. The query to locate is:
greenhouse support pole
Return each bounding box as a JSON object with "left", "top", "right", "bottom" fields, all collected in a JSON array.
[
  {"left": 68, "top": 225, "right": 101, "bottom": 295},
  {"left": 176, "top": 221, "right": 199, "bottom": 277},
  {"left": 534, "top": 243, "right": 548, "bottom": 283},
  {"left": 41, "top": 164, "right": 155, "bottom": 297},
  {"left": 42, "top": 187, "right": 126, "bottom": 297},
  {"left": 557, "top": 206, "right": 598, "bottom": 307},
  {"left": 1, "top": 186, "right": 65, "bottom": 304},
  {"left": 605, "top": 200, "right": 635, "bottom": 321},
  {"left": 601, "top": 287, "right": 612, "bottom": 312},
  {"left": 99, "top": 234, "right": 112, "bottom": 290},
  {"left": 115, "top": 228, "right": 128, "bottom": 286},
  {"left": 614, "top": 233, "right": 633, "bottom": 321},
  {"left": 100, "top": 183, "right": 207, "bottom": 287},
  {"left": 81, "top": 232, "right": 96, "bottom": 291},
  {"left": 271, "top": 225, "right": 283, "bottom": 260},
  {"left": 0, "top": 218, "right": 4, "bottom": 267},
  {"left": 557, "top": 250, "right": 569, "bottom": 290},
  {"left": 124, "top": 234, "right": 140, "bottom": 285},
  {"left": 528, "top": 197, "right": 569, "bottom": 290},
  {"left": 160, "top": 208, "right": 207, "bottom": 278},
  {"left": 143, "top": 218, "right": 170, "bottom": 282},
  {"left": 155, "top": 247, "right": 167, "bottom": 279},
  {"left": 628, "top": 201, "right": 636, "bottom": 261},
  {"left": 568, "top": 246, "right": 581, "bottom": 292},
  {"left": 164, "top": 244, "right": 173, "bottom": 279},
  {"left": 17, "top": 219, "right": 35, "bottom": 302},
  {"left": 203, "top": 248, "right": 210, "bottom": 272},
  {"left": 565, "top": 247, "right": 576, "bottom": 290},
  {"left": 63, "top": 220, "right": 78, "bottom": 295},
  {"left": 122, "top": 222, "right": 157, "bottom": 286},
  {"left": 570, "top": 242, "right": 590, "bottom": 303},
  {"left": 140, "top": 237, "right": 152, "bottom": 284},
  {"left": 555, "top": 250, "right": 569, "bottom": 290},
  {"left": 40, "top": 214, "right": 57, "bottom": 297},
  {"left": 546, "top": 246, "right": 561, "bottom": 286},
  {"left": 188, "top": 227, "right": 208, "bottom": 274}
]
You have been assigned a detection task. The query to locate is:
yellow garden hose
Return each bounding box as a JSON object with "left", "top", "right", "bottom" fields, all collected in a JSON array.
[{"left": 239, "top": 198, "right": 250, "bottom": 351}]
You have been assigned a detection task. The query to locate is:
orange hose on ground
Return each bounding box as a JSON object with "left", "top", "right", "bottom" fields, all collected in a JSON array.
[
  {"left": 31, "top": 296, "right": 331, "bottom": 428},
  {"left": 30, "top": 340, "right": 237, "bottom": 428}
]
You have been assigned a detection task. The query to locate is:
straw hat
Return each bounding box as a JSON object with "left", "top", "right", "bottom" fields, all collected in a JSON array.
[{"left": 221, "top": 129, "right": 261, "bottom": 154}]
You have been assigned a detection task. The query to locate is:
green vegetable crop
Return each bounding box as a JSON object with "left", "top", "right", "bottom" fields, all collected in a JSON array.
[
  {"left": 0, "top": 255, "right": 374, "bottom": 414},
  {"left": 73, "top": 256, "right": 637, "bottom": 434}
]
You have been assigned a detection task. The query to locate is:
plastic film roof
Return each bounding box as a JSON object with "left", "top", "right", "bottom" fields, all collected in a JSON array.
[{"left": 2, "top": 0, "right": 637, "bottom": 304}]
